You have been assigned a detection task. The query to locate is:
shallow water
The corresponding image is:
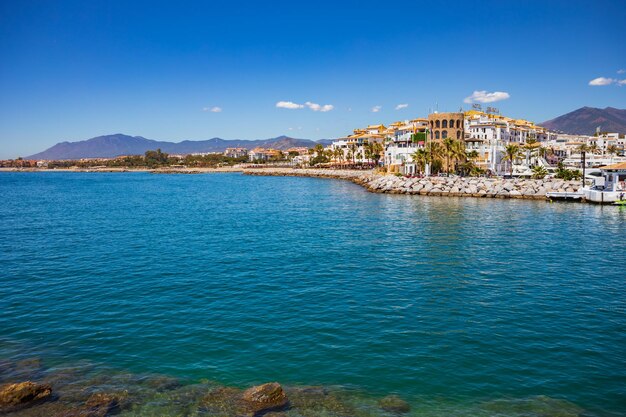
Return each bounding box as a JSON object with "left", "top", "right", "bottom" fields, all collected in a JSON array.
[{"left": 0, "top": 172, "right": 624, "bottom": 416}]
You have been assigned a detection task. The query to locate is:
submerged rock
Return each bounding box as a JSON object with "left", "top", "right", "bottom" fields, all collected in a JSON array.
[
  {"left": 143, "top": 375, "right": 182, "bottom": 391},
  {"left": 58, "top": 391, "right": 128, "bottom": 417},
  {"left": 378, "top": 394, "right": 411, "bottom": 414},
  {"left": 199, "top": 386, "right": 243, "bottom": 415},
  {"left": 0, "top": 381, "right": 52, "bottom": 411},
  {"left": 286, "top": 385, "right": 358, "bottom": 416},
  {"left": 480, "top": 395, "right": 584, "bottom": 417},
  {"left": 242, "top": 382, "right": 289, "bottom": 414}
]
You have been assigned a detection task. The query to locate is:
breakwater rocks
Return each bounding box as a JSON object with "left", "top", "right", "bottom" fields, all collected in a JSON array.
[
  {"left": 362, "top": 176, "right": 583, "bottom": 199},
  {"left": 243, "top": 167, "right": 370, "bottom": 181},
  {"left": 243, "top": 168, "right": 583, "bottom": 201}
]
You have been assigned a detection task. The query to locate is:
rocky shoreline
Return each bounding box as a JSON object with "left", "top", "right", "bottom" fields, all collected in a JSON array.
[
  {"left": 243, "top": 168, "right": 584, "bottom": 201},
  {"left": 0, "top": 357, "right": 585, "bottom": 417}
]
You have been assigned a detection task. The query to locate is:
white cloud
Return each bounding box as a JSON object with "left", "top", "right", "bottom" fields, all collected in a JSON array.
[
  {"left": 395, "top": 103, "right": 409, "bottom": 110},
  {"left": 618, "top": 79, "right": 626, "bottom": 86},
  {"left": 202, "top": 106, "right": 222, "bottom": 113},
  {"left": 589, "top": 77, "right": 616, "bottom": 86},
  {"left": 371, "top": 105, "right": 382, "bottom": 113},
  {"left": 617, "top": 69, "right": 625, "bottom": 74},
  {"left": 464, "top": 90, "right": 510, "bottom": 104},
  {"left": 305, "top": 102, "right": 334, "bottom": 112},
  {"left": 276, "top": 101, "right": 305, "bottom": 109},
  {"left": 276, "top": 100, "right": 333, "bottom": 112}
]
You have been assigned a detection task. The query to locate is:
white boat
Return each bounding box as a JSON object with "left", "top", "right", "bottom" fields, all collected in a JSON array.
[{"left": 582, "top": 162, "right": 626, "bottom": 203}]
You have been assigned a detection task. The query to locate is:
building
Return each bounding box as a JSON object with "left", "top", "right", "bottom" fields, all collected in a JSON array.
[
  {"left": 331, "top": 125, "right": 386, "bottom": 164},
  {"left": 428, "top": 112, "right": 464, "bottom": 141},
  {"left": 384, "top": 119, "right": 428, "bottom": 174},
  {"left": 248, "top": 148, "right": 283, "bottom": 162},
  {"left": 224, "top": 147, "right": 249, "bottom": 158}
]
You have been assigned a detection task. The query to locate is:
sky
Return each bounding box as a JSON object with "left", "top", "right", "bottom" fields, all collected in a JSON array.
[{"left": 0, "top": 0, "right": 625, "bottom": 158}]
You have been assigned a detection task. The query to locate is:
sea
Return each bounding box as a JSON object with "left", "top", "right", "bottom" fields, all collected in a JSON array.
[{"left": 0, "top": 172, "right": 624, "bottom": 416}]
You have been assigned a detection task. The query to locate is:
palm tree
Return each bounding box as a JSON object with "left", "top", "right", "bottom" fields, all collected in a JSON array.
[
  {"left": 370, "top": 142, "right": 384, "bottom": 166},
  {"left": 427, "top": 141, "right": 444, "bottom": 175},
  {"left": 411, "top": 148, "right": 428, "bottom": 174},
  {"left": 502, "top": 144, "right": 522, "bottom": 176},
  {"left": 442, "top": 138, "right": 465, "bottom": 174},
  {"left": 531, "top": 165, "right": 548, "bottom": 179},
  {"left": 607, "top": 144, "right": 618, "bottom": 164},
  {"left": 363, "top": 142, "right": 373, "bottom": 162},
  {"left": 588, "top": 142, "right": 599, "bottom": 155},
  {"left": 522, "top": 142, "right": 538, "bottom": 166},
  {"left": 349, "top": 143, "right": 357, "bottom": 164}
]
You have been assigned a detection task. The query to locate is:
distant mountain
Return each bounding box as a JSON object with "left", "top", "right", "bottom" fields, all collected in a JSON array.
[
  {"left": 541, "top": 107, "right": 626, "bottom": 135},
  {"left": 27, "top": 134, "right": 330, "bottom": 160}
]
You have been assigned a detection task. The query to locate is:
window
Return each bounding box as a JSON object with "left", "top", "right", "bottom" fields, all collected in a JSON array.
[
  {"left": 442, "top": 120, "right": 448, "bottom": 128},
  {"left": 449, "top": 119, "right": 454, "bottom": 129},
  {"left": 442, "top": 130, "right": 448, "bottom": 139},
  {"left": 435, "top": 120, "right": 440, "bottom": 128},
  {"left": 457, "top": 131, "right": 461, "bottom": 139},
  {"left": 435, "top": 131, "right": 440, "bottom": 139}
]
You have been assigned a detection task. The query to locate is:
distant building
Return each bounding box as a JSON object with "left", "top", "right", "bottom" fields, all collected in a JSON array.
[
  {"left": 248, "top": 148, "right": 283, "bottom": 161},
  {"left": 224, "top": 147, "right": 248, "bottom": 158}
]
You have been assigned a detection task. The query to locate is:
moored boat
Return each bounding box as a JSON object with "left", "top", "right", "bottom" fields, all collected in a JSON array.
[{"left": 582, "top": 162, "right": 626, "bottom": 204}]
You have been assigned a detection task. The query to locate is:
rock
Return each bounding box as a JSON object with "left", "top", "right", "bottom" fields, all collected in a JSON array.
[
  {"left": 378, "top": 394, "right": 411, "bottom": 414},
  {"left": 143, "top": 375, "right": 181, "bottom": 391},
  {"left": 60, "top": 392, "right": 128, "bottom": 417},
  {"left": 0, "top": 381, "right": 52, "bottom": 411},
  {"left": 241, "top": 382, "right": 288, "bottom": 414},
  {"left": 200, "top": 387, "right": 242, "bottom": 415},
  {"left": 286, "top": 386, "right": 357, "bottom": 416}
]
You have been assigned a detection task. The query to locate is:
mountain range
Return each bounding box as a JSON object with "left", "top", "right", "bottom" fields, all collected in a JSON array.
[
  {"left": 541, "top": 107, "right": 626, "bottom": 135},
  {"left": 24, "top": 107, "right": 626, "bottom": 160},
  {"left": 27, "top": 134, "right": 333, "bottom": 160}
]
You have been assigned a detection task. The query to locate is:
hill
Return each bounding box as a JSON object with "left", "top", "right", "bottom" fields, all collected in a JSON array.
[
  {"left": 541, "top": 107, "right": 626, "bottom": 135},
  {"left": 27, "top": 134, "right": 328, "bottom": 160}
]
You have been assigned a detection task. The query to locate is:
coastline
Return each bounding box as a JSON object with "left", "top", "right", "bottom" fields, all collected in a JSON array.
[
  {"left": 242, "top": 167, "right": 583, "bottom": 201},
  {"left": 1, "top": 166, "right": 585, "bottom": 201}
]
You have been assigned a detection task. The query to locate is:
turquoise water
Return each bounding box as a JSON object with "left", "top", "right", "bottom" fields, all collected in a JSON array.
[{"left": 0, "top": 172, "right": 624, "bottom": 416}]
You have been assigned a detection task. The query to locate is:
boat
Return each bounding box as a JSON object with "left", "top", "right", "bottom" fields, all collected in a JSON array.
[{"left": 582, "top": 162, "right": 626, "bottom": 204}]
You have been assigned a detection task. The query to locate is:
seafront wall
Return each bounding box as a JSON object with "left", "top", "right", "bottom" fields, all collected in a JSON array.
[{"left": 243, "top": 168, "right": 583, "bottom": 200}]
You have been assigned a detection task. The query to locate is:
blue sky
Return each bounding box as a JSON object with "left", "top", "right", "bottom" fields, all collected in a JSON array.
[{"left": 1, "top": 0, "right": 625, "bottom": 158}]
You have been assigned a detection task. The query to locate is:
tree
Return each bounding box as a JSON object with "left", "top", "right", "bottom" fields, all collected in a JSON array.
[
  {"left": 607, "top": 144, "right": 618, "bottom": 163},
  {"left": 555, "top": 162, "right": 581, "bottom": 180},
  {"left": 144, "top": 149, "right": 169, "bottom": 167},
  {"left": 531, "top": 165, "right": 548, "bottom": 179},
  {"left": 348, "top": 143, "right": 357, "bottom": 163},
  {"left": 427, "top": 141, "right": 444, "bottom": 175},
  {"left": 411, "top": 148, "right": 428, "bottom": 174},
  {"left": 365, "top": 141, "right": 383, "bottom": 165},
  {"left": 441, "top": 138, "right": 465, "bottom": 174},
  {"left": 576, "top": 144, "right": 589, "bottom": 154},
  {"left": 502, "top": 144, "right": 522, "bottom": 176}
]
